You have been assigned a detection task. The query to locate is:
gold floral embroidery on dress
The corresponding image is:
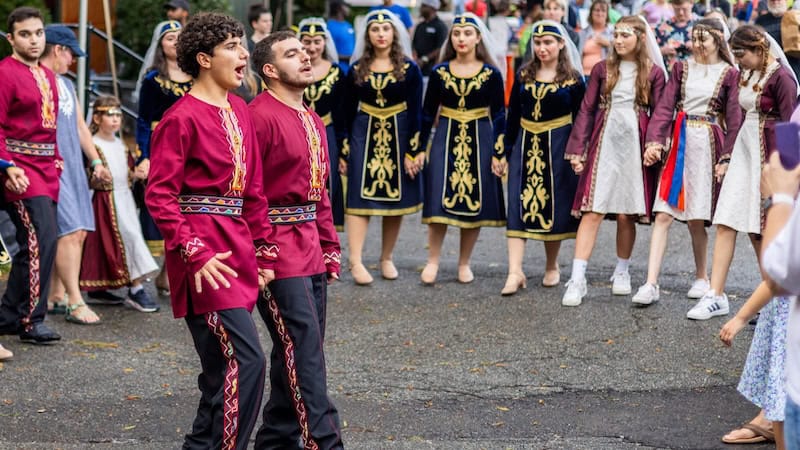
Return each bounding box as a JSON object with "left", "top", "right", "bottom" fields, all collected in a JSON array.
[
  {"left": 437, "top": 65, "right": 492, "bottom": 109},
  {"left": 494, "top": 134, "right": 505, "bottom": 156},
  {"left": 155, "top": 75, "right": 192, "bottom": 97},
  {"left": 219, "top": 108, "right": 246, "bottom": 195},
  {"left": 31, "top": 66, "right": 56, "bottom": 129},
  {"left": 363, "top": 116, "right": 399, "bottom": 199},
  {"left": 299, "top": 110, "right": 326, "bottom": 201},
  {"left": 368, "top": 71, "right": 397, "bottom": 107},
  {"left": 409, "top": 132, "right": 420, "bottom": 152},
  {"left": 526, "top": 81, "right": 558, "bottom": 121},
  {"left": 521, "top": 132, "right": 552, "bottom": 230},
  {"left": 304, "top": 66, "right": 340, "bottom": 110}
]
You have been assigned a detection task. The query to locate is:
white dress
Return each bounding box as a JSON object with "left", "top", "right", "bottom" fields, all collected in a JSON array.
[
  {"left": 92, "top": 135, "right": 158, "bottom": 280},
  {"left": 653, "top": 60, "right": 729, "bottom": 222},
  {"left": 590, "top": 61, "right": 646, "bottom": 215},
  {"left": 714, "top": 61, "right": 781, "bottom": 234}
]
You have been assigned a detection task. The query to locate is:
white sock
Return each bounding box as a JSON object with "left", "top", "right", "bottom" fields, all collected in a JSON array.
[
  {"left": 130, "top": 284, "right": 143, "bottom": 294},
  {"left": 615, "top": 258, "right": 630, "bottom": 274},
  {"left": 571, "top": 259, "right": 588, "bottom": 281}
]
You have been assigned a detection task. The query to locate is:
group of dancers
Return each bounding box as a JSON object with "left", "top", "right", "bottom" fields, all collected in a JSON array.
[{"left": 304, "top": 9, "right": 798, "bottom": 322}]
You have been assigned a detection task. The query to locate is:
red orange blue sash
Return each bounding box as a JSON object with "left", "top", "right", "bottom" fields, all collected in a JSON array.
[{"left": 658, "top": 111, "right": 687, "bottom": 211}]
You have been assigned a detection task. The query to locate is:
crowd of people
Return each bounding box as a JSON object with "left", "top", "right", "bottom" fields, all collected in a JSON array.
[{"left": 2, "top": 0, "right": 800, "bottom": 447}]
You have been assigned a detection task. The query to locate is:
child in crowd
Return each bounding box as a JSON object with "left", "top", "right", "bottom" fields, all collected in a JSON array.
[{"left": 79, "top": 96, "right": 159, "bottom": 313}]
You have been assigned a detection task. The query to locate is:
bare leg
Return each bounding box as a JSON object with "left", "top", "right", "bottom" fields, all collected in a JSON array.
[
  {"left": 615, "top": 215, "right": 636, "bottom": 260},
  {"left": 457, "top": 228, "right": 480, "bottom": 283},
  {"left": 645, "top": 212, "right": 673, "bottom": 285},
  {"left": 346, "top": 214, "right": 373, "bottom": 284},
  {"left": 709, "top": 224, "right": 737, "bottom": 294},
  {"left": 155, "top": 264, "right": 169, "bottom": 294},
  {"left": 687, "top": 219, "right": 709, "bottom": 281},
  {"left": 380, "top": 216, "right": 403, "bottom": 279},
  {"left": 748, "top": 233, "right": 762, "bottom": 267},
  {"left": 422, "top": 223, "right": 447, "bottom": 284},
  {"left": 542, "top": 240, "right": 562, "bottom": 286},
  {"left": 723, "top": 410, "right": 774, "bottom": 445},
  {"left": 58, "top": 231, "right": 99, "bottom": 324},
  {"left": 574, "top": 212, "right": 604, "bottom": 261},
  {"left": 775, "top": 421, "right": 785, "bottom": 450},
  {"left": 501, "top": 237, "right": 527, "bottom": 295}
]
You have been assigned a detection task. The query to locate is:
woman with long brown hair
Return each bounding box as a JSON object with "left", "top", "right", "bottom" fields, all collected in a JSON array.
[
  {"left": 631, "top": 18, "right": 742, "bottom": 317},
  {"left": 342, "top": 10, "right": 424, "bottom": 285},
  {"left": 418, "top": 13, "right": 506, "bottom": 285},
  {"left": 561, "top": 16, "right": 667, "bottom": 306},
  {"left": 496, "top": 20, "right": 585, "bottom": 296}
]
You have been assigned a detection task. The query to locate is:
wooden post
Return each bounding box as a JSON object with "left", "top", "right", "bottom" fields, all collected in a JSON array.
[
  {"left": 287, "top": 0, "right": 293, "bottom": 28},
  {"left": 101, "top": 0, "right": 123, "bottom": 138}
]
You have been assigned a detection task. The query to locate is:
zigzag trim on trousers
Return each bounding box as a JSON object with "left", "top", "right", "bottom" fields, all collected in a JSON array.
[
  {"left": 15, "top": 201, "right": 39, "bottom": 332},
  {"left": 205, "top": 311, "right": 241, "bottom": 450}
]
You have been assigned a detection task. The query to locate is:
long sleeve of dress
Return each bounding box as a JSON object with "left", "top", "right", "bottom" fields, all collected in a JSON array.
[
  {"left": 420, "top": 66, "right": 443, "bottom": 152},
  {"left": 566, "top": 63, "right": 603, "bottom": 160},
  {"left": 145, "top": 114, "right": 216, "bottom": 274},
  {"left": 502, "top": 76, "right": 523, "bottom": 159},
  {"left": 136, "top": 78, "right": 157, "bottom": 163},
  {"left": 406, "top": 62, "right": 425, "bottom": 158},
  {"left": 720, "top": 68, "right": 743, "bottom": 160},
  {"left": 772, "top": 68, "right": 799, "bottom": 122},
  {"left": 489, "top": 69, "right": 507, "bottom": 155},
  {"left": 645, "top": 61, "right": 683, "bottom": 148}
]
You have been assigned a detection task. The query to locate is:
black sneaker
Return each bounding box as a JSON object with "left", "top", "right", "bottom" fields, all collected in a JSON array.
[
  {"left": 125, "top": 289, "right": 160, "bottom": 313},
  {"left": 86, "top": 290, "right": 126, "bottom": 306},
  {"left": 19, "top": 322, "right": 61, "bottom": 344}
]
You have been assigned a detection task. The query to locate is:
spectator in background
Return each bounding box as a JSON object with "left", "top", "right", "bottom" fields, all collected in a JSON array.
[
  {"left": 370, "top": 0, "right": 415, "bottom": 29},
  {"left": 641, "top": 0, "right": 674, "bottom": 25},
  {"left": 328, "top": 0, "right": 356, "bottom": 64},
  {"left": 578, "top": 0, "right": 612, "bottom": 78},
  {"left": 543, "top": 0, "right": 580, "bottom": 46},
  {"left": 247, "top": 4, "right": 272, "bottom": 52},
  {"left": 756, "top": 0, "right": 800, "bottom": 79},
  {"left": 163, "top": 0, "right": 190, "bottom": 26},
  {"left": 488, "top": 0, "right": 518, "bottom": 80},
  {"left": 654, "top": 0, "right": 695, "bottom": 68},
  {"left": 413, "top": 0, "right": 449, "bottom": 77},
  {"left": 466, "top": 0, "right": 489, "bottom": 17}
]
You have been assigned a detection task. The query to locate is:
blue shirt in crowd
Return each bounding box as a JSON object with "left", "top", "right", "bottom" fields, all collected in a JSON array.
[{"left": 327, "top": 18, "right": 355, "bottom": 60}]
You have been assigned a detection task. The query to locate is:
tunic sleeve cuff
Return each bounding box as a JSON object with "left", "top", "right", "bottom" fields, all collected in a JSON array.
[
  {"left": 181, "top": 237, "right": 216, "bottom": 274},
  {"left": 254, "top": 239, "right": 280, "bottom": 270},
  {"left": 323, "top": 249, "right": 341, "bottom": 276},
  {"left": 564, "top": 153, "right": 584, "bottom": 162}
]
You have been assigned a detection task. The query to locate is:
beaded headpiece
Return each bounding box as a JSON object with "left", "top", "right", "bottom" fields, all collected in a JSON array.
[
  {"left": 366, "top": 10, "right": 393, "bottom": 26},
  {"left": 299, "top": 19, "right": 327, "bottom": 37},
  {"left": 158, "top": 20, "right": 181, "bottom": 39},
  {"left": 452, "top": 14, "right": 481, "bottom": 30},
  {"left": 532, "top": 23, "right": 563, "bottom": 38}
]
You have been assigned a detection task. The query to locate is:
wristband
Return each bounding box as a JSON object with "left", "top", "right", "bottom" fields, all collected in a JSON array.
[
  {"left": 764, "top": 193, "right": 795, "bottom": 211},
  {"left": 91, "top": 158, "right": 103, "bottom": 168}
]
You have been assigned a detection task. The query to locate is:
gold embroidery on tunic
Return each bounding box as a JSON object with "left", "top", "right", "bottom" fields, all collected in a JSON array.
[
  {"left": 363, "top": 115, "right": 400, "bottom": 199},
  {"left": 154, "top": 75, "right": 192, "bottom": 97},
  {"left": 368, "top": 71, "right": 397, "bottom": 108},
  {"left": 220, "top": 108, "right": 246, "bottom": 195},
  {"left": 31, "top": 67, "right": 56, "bottom": 129},
  {"left": 521, "top": 131, "right": 552, "bottom": 230},
  {"left": 526, "top": 82, "right": 557, "bottom": 121},
  {"left": 304, "top": 66, "right": 340, "bottom": 110},
  {"left": 299, "top": 111, "right": 325, "bottom": 201}
]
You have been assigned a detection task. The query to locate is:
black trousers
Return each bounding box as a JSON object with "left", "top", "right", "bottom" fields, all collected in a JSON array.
[
  {"left": 255, "top": 274, "right": 343, "bottom": 450},
  {"left": 0, "top": 197, "right": 57, "bottom": 332},
  {"left": 183, "top": 308, "right": 266, "bottom": 450}
]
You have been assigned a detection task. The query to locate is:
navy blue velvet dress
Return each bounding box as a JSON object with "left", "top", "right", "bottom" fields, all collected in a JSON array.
[
  {"left": 420, "top": 62, "right": 506, "bottom": 228},
  {"left": 503, "top": 72, "right": 585, "bottom": 240},
  {"left": 343, "top": 59, "right": 424, "bottom": 216},
  {"left": 304, "top": 64, "right": 347, "bottom": 230}
]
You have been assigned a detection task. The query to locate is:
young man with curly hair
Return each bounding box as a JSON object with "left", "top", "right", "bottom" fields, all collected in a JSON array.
[
  {"left": 144, "top": 12, "right": 278, "bottom": 450},
  {"left": 249, "top": 31, "right": 344, "bottom": 449}
]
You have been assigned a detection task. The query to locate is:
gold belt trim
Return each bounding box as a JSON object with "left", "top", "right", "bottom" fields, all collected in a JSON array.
[
  {"left": 319, "top": 112, "right": 332, "bottom": 127},
  {"left": 520, "top": 114, "right": 571, "bottom": 134},
  {"left": 439, "top": 106, "right": 490, "bottom": 122},
  {"left": 359, "top": 101, "right": 407, "bottom": 120}
]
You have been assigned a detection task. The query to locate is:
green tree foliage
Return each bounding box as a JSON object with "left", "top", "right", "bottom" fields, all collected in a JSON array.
[{"left": 0, "top": 0, "right": 51, "bottom": 58}]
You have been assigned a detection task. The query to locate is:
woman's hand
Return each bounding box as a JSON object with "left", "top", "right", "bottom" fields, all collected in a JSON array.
[
  {"left": 571, "top": 159, "right": 584, "bottom": 175},
  {"left": 719, "top": 316, "right": 747, "bottom": 347},
  {"left": 491, "top": 157, "right": 507, "bottom": 178}
]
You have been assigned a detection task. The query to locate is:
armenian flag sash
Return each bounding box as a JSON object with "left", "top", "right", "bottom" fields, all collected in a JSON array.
[{"left": 658, "top": 111, "right": 687, "bottom": 211}]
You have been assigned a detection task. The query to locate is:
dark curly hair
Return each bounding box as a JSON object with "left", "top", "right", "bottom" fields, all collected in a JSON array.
[
  {"left": 176, "top": 12, "right": 245, "bottom": 78},
  {"left": 252, "top": 30, "right": 296, "bottom": 80}
]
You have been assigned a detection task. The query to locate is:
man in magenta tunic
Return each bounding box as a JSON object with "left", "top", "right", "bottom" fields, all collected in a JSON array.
[
  {"left": 145, "top": 13, "right": 277, "bottom": 450},
  {"left": 249, "top": 31, "right": 344, "bottom": 450},
  {"left": 0, "top": 7, "right": 63, "bottom": 344}
]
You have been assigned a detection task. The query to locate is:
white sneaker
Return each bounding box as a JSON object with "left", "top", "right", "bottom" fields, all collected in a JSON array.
[
  {"left": 687, "top": 292, "right": 729, "bottom": 320},
  {"left": 561, "top": 278, "right": 587, "bottom": 307},
  {"left": 687, "top": 278, "right": 710, "bottom": 299},
  {"left": 610, "top": 271, "right": 631, "bottom": 295},
  {"left": 632, "top": 283, "right": 659, "bottom": 305}
]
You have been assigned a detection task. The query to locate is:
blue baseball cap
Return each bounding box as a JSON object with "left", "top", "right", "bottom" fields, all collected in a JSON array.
[{"left": 45, "top": 25, "right": 86, "bottom": 57}]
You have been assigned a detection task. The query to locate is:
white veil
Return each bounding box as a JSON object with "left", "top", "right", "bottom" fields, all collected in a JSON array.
[
  {"left": 529, "top": 20, "right": 581, "bottom": 75},
  {"left": 297, "top": 17, "right": 339, "bottom": 63},
  {"left": 350, "top": 9, "right": 413, "bottom": 65},
  {"left": 438, "top": 13, "right": 500, "bottom": 70},
  {"left": 635, "top": 15, "right": 668, "bottom": 78},
  {"left": 133, "top": 20, "right": 182, "bottom": 103},
  {"left": 764, "top": 32, "right": 800, "bottom": 95}
]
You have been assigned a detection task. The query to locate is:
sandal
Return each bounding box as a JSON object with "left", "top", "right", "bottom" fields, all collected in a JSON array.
[
  {"left": 65, "top": 303, "right": 102, "bottom": 326},
  {"left": 47, "top": 299, "right": 67, "bottom": 315},
  {"left": 721, "top": 423, "right": 775, "bottom": 444}
]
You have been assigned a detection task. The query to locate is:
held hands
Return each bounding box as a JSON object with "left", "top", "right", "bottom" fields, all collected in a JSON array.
[
  {"left": 404, "top": 153, "right": 425, "bottom": 179},
  {"left": 258, "top": 268, "right": 275, "bottom": 290},
  {"left": 136, "top": 159, "right": 150, "bottom": 180},
  {"left": 491, "top": 157, "right": 507, "bottom": 178},
  {"left": 761, "top": 152, "right": 800, "bottom": 199},
  {"left": 643, "top": 145, "right": 663, "bottom": 167},
  {"left": 194, "top": 251, "right": 238, "bottom": 294},
  {"left": 5, "top": 166, "right": 30, "bottom": 194},
  {"left": 570, "top": 159, "right": 585, "bottom": 175},
  {"left": 719, "top": 315, "right": 747, "bottom": 346},
  {"left": 714, "top": 161, "right": 729, "bottom": 183},
  {"left": 338, "top": 158, "right": 347, "bottom": 176},
  {"left": 660, "top": 44, "right": 677, "bottom": 57},
  {"left": 92, "top": 164, "right": 112, "bottom": 183}
]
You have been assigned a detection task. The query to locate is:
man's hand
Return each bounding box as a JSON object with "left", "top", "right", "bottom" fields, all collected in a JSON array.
[
  {"left": 5, "top": 166, "right": 29, "bottom": 194},
  {"left": 327, "top": 271, "right": 340, "bottom": 285},
  {"left": 258, "top": 268, "right": 275, "bottom": 290},
  {"left": 194, "top": 251, "right": 238, "bottom": 294}
]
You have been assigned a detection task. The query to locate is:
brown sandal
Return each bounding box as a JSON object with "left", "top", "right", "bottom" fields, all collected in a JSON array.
[{"left": 721, "top": 423, "right": 775, "bottom": 444}]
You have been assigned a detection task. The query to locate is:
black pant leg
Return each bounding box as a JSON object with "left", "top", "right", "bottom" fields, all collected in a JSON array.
[
  {"left": 183, "top": 308, "right": 266, "bottom": 450},
  {"left": 254, "top": 275, "right": 343, "bottom": 450},
  {"left": 0, "top": 197, "right": 57, "bottom": 331}
]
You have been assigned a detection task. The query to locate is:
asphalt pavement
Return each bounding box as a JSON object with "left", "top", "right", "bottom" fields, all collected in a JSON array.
[{"left": 0, "top": 214, "right": 776, "bottom": 449}]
